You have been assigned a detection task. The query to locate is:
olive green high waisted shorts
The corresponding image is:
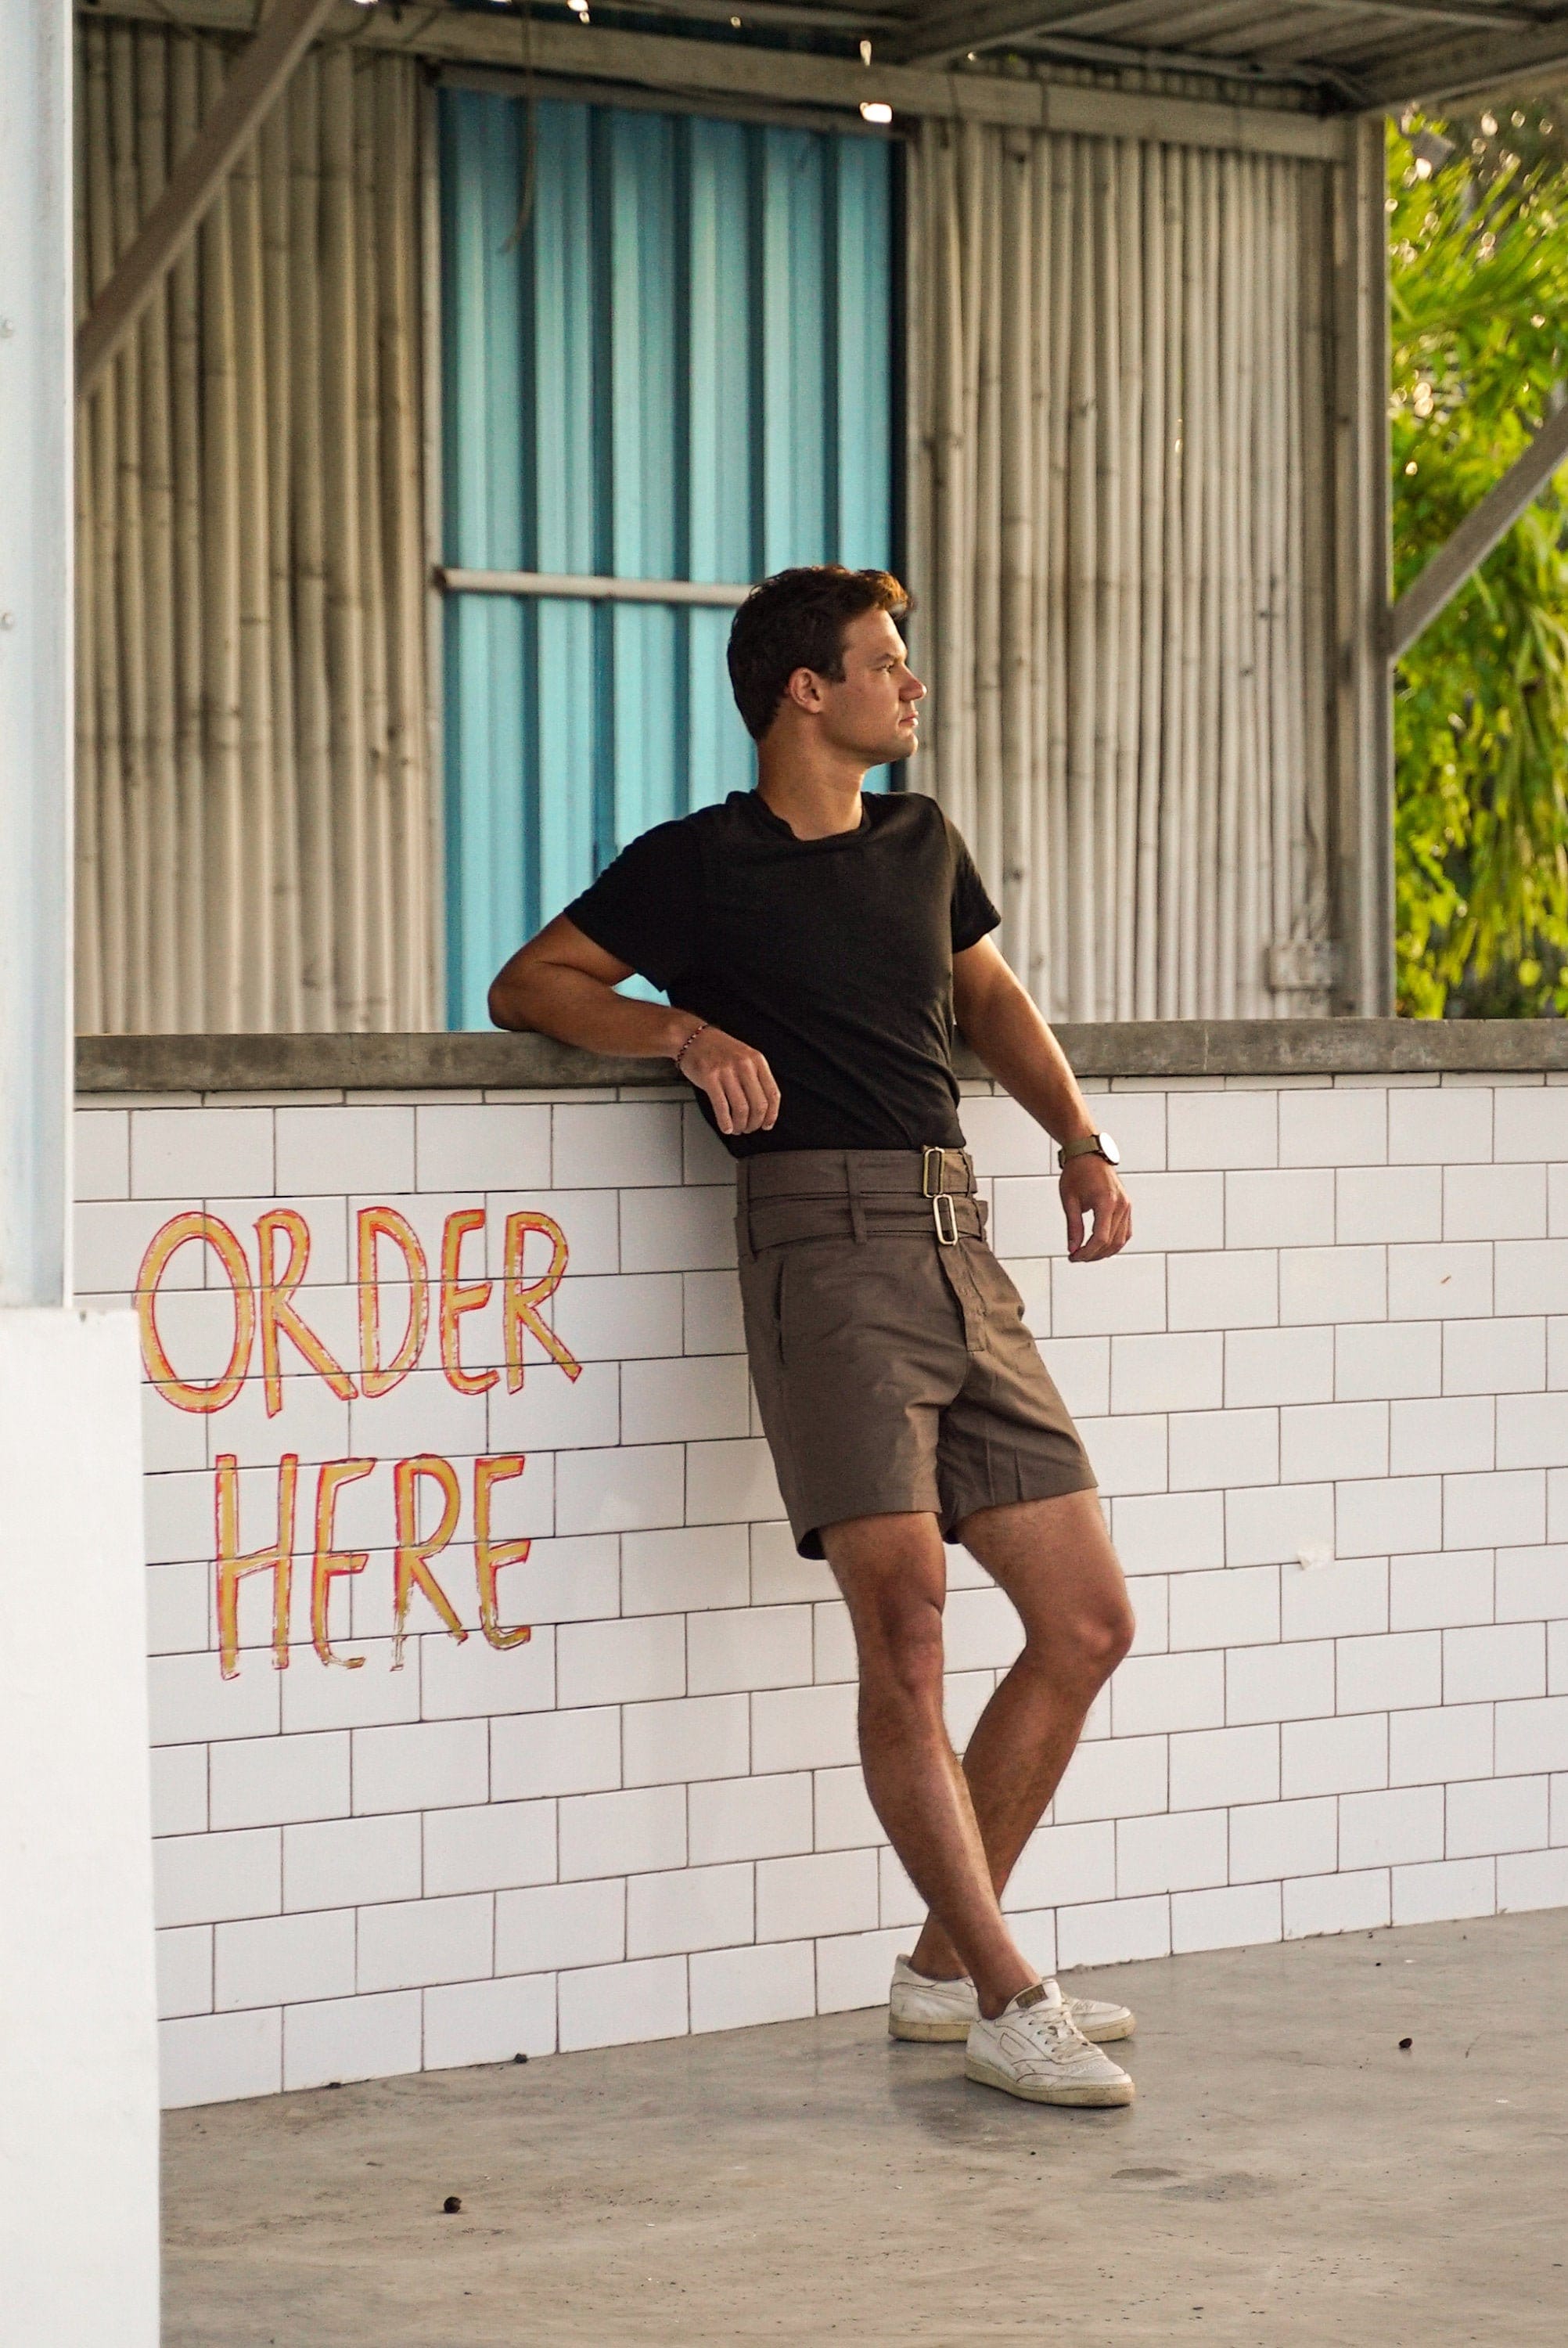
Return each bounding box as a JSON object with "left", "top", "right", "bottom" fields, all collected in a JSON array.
[{"left": 735, "top": 1147, "right": 1098, "bottom": 1561}]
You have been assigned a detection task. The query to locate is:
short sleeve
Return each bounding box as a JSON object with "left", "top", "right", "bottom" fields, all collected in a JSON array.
[
  {"left": 562, "top": 821, "right": 701, "bottom": 994},
  {"left": 947, "top": 818, "right": 1002, "bottom": 953}
]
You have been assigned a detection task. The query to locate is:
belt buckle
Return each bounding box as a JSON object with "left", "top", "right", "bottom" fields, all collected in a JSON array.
[
  {"left": 922, "top": 1146, "right": 946, "bottom": 1199},
  {"left": 933, "top": 1192, "right": 958, "bottom": 1246}
]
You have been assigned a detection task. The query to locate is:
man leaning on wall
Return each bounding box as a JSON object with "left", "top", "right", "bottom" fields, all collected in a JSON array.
[{"left": 490, "top": 566, "right": 1140, "bottom": 2109}]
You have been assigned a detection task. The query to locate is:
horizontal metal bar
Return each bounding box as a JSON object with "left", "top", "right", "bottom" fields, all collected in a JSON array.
[
  {"left": 438, "top": 64, "right": 906, "bottom": 139},
  {"left": 554, "top": 0, "right": 907, "bottom": 36},
  {"left": 436, "top": 566, "right": 753, "bottom": 607},
  {"left": 78, "top": 0, "right": 1354, "bottom": 154}
]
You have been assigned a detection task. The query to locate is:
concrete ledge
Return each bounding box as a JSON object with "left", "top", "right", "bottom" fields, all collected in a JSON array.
[{"left": 75, "top": 1018, "right": 1568, "bottom": 1094}]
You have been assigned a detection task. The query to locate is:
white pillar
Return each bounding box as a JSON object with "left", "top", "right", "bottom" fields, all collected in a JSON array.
[
  {"left": 0, "top": 1313, "right": 160, "bottom": 2341},
  {"left": 0, "top": 0, "right": 70, "bottom": 1305},
  {"left": 0, "top": 1, "right": 160, "bottom": 2338}
]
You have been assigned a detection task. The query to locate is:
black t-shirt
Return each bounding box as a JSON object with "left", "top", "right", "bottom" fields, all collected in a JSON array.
[{"left": 563, "top": 789, "right": 1001, "bottom": 1157}]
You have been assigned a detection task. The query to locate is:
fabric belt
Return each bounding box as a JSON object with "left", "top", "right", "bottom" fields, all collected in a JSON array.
[{"left": 735, "top": 1147, "right": 983, "bottom": 1259}]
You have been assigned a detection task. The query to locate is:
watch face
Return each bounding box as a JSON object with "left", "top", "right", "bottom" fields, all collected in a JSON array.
[{"left": 1097, "top": 1130, "right": 1121, "bottom": 1166}]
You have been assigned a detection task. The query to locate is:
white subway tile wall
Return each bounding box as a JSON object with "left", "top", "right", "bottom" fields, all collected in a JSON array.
[{"left": 90, "top": 1078, "right": 1568, "bottom": 2108}]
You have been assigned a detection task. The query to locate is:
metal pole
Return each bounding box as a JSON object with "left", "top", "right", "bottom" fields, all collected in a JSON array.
[
  {"left": 0, "top": 0, "right": 73, "bottom": 1307},
  {"left": 1329, "top": 117, "right": 1395, "bottom": 1017}
]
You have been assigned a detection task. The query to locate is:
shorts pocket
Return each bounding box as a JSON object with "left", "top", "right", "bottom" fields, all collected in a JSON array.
[
  {"left": 777, "top": 1237, "right": 875, "bottom": 1368},
  {"left": 737, "top": 1248, "right": 788, "bottom": 1367}
]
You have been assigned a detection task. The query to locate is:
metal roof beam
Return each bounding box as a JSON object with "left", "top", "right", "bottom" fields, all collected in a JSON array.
[
  {"left": 890, "top": 0, "right": 1101, "bottom": 67},
  {"left": 1388, "top": 399, "right": 1568, "bottom": 660},
  {"left": 75, "top": 0, "right": 337, "bottom": 399},
  {"left": 83, "top": 0, "right": 1350, "bottom": 153},
  {"left": 1015, "top": 27, "right": 1341, "bottom": 85},
  {"left": 894, "top": 0, "right": 1527, "bottom": 67},
  {"left": 1357, "top": 15, "right": 1568, "bottom": 102}
]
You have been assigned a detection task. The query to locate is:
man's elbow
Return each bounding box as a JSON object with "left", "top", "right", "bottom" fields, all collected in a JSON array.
[{"left": 488, "top": 958, "right": 541, "bottom": 1033}]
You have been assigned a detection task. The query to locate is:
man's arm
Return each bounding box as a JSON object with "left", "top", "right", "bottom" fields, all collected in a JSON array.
[
  {"left": 951, "top": 935, "right": 1131, "bottom": 1262},
  {"left": 489, "top": 916, "right": 780, "bottom": 1138}
]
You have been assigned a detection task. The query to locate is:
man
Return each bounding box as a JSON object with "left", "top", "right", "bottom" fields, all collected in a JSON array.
[{"left": 490, "top": 566, "right": 1138, "bottom": 2109}]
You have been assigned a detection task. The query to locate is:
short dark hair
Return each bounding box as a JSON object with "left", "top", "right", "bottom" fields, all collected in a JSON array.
[{"left": 726, "top": 565, "right": 912, "bottom": 741}]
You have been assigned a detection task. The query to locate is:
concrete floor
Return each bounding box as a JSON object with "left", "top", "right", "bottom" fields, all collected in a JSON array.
[{"left": 164, "top": 1909, "right": 1568, "bottom": 2347}]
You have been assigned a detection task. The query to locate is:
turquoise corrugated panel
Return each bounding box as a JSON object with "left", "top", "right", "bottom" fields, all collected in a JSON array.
[
  {"left": 532, "top": 104, "right": 596, "bottom": 577},
  {"left": 440, "top": 90, "right": 893, "bottom": 1028},
  {"left": 834, "top": 136, "right": 893, "bottom": 572},
  {"left": 689, "top": 118, "right": 753, "bottom": 585}
]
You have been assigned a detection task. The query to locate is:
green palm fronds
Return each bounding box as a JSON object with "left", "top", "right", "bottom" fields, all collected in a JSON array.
[{"left": 1392, "top": 110, "right": 1568, "bottom": 1017}]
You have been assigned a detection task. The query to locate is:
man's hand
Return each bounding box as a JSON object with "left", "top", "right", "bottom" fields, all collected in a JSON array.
[
  {"left": 487, "top": 924, "right": 781, "bottom": 1146},
  {"left": 678, "top": 1022, "right": 781, "bottom": 1138},
  {"left": 1061, "top": 1153, "right": 1131, "bottom": 1262}
]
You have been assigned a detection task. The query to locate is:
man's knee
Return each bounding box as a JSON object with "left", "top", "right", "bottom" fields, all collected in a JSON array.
[
  {"left": 1070, "top": 1585, "right": 1136, "bottom": 1680},
  {"left": 1077, "top": 1593, "right": 1135, "bottom": 1677},
  {"left": 856, "top": 1585, "right": 947, "bottom": 1714},
  {"left": 1027, "top": 1590, "right": 1135, "bottom": 1686},
  {"left": 825, "top": 1515, "right": 949, "bottom": 1712}
]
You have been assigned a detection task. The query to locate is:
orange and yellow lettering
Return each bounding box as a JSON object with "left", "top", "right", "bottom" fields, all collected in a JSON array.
[
  {"left": 214, "top": 1452, "right": 297, "bottom": 1679},
  {"left": 137, "top": 1211, "right": 255, "bottom": 1413},
  {"left": 439, "top": 1208, "right": 498, "bottom": 1396},
  {"left": 310, "top": 1457, "right": 374, "bottom": 1669},
  {"left": 358, "top": 1205, "right": 430, "bottom": 1399},
  {"left": 502, "top": 1211, "right": 581, "bottom": 1391},
  {"left": 473, "top": 1455, "right": 533, "bottom": 1650},
  {"left": 391, "top": 1454, "right": 467, "bottom": 1667},
  {"left": 257, "top": 1208, "right": 356, "bottom": 1417}
]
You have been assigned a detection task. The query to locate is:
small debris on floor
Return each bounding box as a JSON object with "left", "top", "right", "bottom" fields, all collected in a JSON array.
[
  {"left": 443, "top": 2195, "right": 462, "bottom": 2214},
  {"left": 513, "top": 2052, "right": 528, "bottom": 2064},
  {"left": 1399, "top": 2038, "right": 1413, "bottom": 2051}
]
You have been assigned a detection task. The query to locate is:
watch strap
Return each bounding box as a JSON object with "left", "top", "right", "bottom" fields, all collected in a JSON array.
[{"left": 1059, "top": 1133, "right": 1107, "bottom": 1166}]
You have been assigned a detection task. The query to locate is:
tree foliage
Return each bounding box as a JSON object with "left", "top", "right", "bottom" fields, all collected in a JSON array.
[{"left": 1391, "top": 104, "right": 1568, "bottom": 1016}]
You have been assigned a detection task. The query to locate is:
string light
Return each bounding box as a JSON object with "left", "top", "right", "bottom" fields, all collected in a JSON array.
[{"left": 860, "top": 101, "right": 892, "bottom": 124}]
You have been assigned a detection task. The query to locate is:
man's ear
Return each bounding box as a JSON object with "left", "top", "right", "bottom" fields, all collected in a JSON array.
[{"left": 785, "top": 664, "right": 825, "bottom": 715}]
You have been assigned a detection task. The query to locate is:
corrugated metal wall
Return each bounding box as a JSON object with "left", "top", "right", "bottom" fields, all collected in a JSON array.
[
  {"left": 908, "top": 118, "right": 1335, "bottom": 1021},
  {"left": 75, "top": 37, "right": 1343, "bottom": 1038},
  {"left": 438, "top": 91, "right": 894, "bottom": 1029},
  {"left": 75, "top": 24, "right": 438, "bottom": 1035}
]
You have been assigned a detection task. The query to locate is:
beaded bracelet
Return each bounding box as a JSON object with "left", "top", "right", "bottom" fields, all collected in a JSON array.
[{"left": 673, "top": 1020, "right": 710, "bottom": 1074}]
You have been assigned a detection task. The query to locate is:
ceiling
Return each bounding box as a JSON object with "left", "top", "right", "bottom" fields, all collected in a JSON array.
[
  {"left": 885, "top": 1, "right": 1568, "bottom": 105},
  {"left": 631, "top": 0, "right": 1568, "bottom": 109}
]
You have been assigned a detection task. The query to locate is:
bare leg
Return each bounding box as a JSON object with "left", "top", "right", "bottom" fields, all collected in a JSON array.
[
  {"left": 907, "top": 1489, "right": 1135, "bottom": 1982},
  {"left": 822, "top": 1510, "right": 1037, "bottom": 2019}
]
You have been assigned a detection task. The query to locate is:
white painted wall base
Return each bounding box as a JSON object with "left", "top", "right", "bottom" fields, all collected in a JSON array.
[
  {"left": 74, "top": 1070, "right": 1568, "bottom": 2109},
  {"left": 0, "top": 1309, "right": 158, "bottom": 2344}
]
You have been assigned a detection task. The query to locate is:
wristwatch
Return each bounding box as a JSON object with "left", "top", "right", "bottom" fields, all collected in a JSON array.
[{"left": 1058, "top": 1131, "right": 1120, "bottom": 1169}]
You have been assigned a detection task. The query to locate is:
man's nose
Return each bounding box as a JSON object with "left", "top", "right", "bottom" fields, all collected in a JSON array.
[{"left": 903, "top": 672, "right": 926, "bottom": 701}]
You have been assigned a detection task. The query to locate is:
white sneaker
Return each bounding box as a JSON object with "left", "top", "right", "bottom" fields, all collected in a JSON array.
[
  {"left": 965, "top": 1982, "right": 1135, "bottom": 2108},
  {"left": 888, "top": 1956, "right": 1135, "bottom": 2046}
]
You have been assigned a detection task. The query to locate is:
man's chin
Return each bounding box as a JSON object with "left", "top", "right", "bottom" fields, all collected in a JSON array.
[{"left": 886, "top": 732, "right": 919, "bottom": 763}]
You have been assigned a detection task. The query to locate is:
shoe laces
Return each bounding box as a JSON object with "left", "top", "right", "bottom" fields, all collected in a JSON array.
[{"left": 1027, "top": 1997, "right": 1090, "bottom": 2052}]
